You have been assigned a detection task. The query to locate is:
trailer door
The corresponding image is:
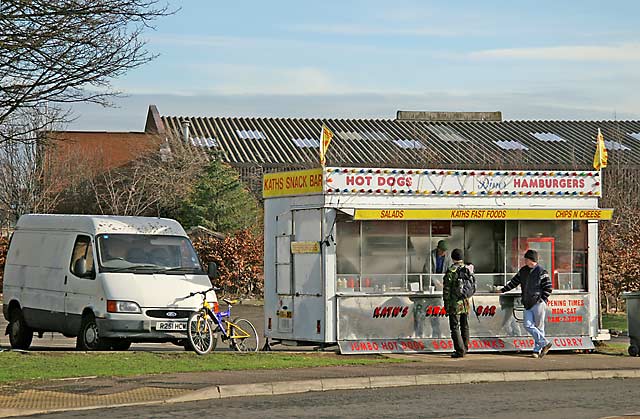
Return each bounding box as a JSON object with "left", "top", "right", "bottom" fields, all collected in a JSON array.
[
  {"left": 292, "top": 208, "right": 323, "bottom": 296},
  {"left": 274, "top": 211, "right": 293, "bottom": 334},
  {"left": 292, "top": 208, "right": 324, "bottom": 341}
]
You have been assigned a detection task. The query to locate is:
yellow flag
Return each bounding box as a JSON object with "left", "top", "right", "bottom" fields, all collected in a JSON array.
[
  {"left": 593, "top": 128, "right": 608, "bottom": 170},
  {"left": 319, "top": 124, "right": 334, "bottom": 167}
]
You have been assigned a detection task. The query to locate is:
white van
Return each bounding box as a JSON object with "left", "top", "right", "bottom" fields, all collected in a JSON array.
[{"left": 2, "top": 214, "right": 217, "bottom": 350}]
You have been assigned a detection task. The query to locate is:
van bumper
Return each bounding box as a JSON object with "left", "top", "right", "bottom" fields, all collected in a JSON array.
[{"left": 96, "top": 318, "right": 189, "bottom": 341}]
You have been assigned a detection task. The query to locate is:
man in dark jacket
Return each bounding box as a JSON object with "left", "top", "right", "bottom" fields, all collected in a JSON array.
[
  {"left": 443, "top": 248, "right": 470, "bottom": 358},
  {"left": 500, "top": 249, "right": 553, "bottom": 358}
]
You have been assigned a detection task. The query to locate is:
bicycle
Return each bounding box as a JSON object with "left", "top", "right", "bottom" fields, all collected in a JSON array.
[{"left": 186, "top": 287, "right": 259, "bottom": 355}]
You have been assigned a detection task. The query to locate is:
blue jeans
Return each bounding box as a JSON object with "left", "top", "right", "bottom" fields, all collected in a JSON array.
[{"left": 524, "top": 301, "right": 548, "bottom": 353}]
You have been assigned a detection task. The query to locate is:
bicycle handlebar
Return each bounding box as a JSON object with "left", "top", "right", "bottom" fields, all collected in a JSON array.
[{"left": 186, "top": 286, "right": 221, "bottom": 298}]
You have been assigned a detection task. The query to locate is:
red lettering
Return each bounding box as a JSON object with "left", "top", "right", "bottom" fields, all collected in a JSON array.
[{"left": 310, "top": 174, "right": 322, "bottom": 187}]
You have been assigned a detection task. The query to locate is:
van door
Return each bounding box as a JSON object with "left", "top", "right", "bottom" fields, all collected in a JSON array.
[
  {"left": 65, "top": 235, "right": 98, "bottom": 333},
  {"left": 12, "top": 231, "right": 69, "bottom": 331}
]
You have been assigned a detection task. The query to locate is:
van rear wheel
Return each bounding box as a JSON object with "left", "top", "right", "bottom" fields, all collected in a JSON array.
[
  {"left": 9, "top": 309, "right": 33, "bottom": 350},
  {"left": 76, "top": 314, "right": 107, "bottom": 351}
]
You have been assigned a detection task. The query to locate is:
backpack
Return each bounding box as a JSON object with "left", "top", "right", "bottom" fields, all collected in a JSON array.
[{"left": 454, "top": 265, "right": 476, "bottom": 299}]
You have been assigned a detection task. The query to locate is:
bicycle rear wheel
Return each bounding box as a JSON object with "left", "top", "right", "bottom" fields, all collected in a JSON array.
[
  {"left": 187, "top": 311, "right": 215, "bottom": 355},
  {"left": 229, "top": 318, "right": 259, "bottom": 352}
]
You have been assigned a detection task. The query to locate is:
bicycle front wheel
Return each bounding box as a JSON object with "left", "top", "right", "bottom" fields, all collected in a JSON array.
[
  {"left": 187, "top": 311, "right": 215, "bottom": 355},
  {"left": 229, "top": 318, "right": 259, "bottom": 352}
]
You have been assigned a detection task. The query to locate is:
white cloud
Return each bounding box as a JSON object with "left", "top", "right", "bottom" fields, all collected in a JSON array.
[
  {"left": 470, "top": 43, "right": 640, "bottom": 62},
  {"left": 287, "top": 23, "right": 460, "bottom": 37},
  {"left": 115, "top": 63, "right": 353, "bottom": 96},
  {"left": 149, "top": 34, "right": 298, "bottom": 49},
  {"left": 211, "top": 66, "right": 350, "bottom": 95},
  {"left": 67, "top": 88, "right": 640, "bottom": 132}
]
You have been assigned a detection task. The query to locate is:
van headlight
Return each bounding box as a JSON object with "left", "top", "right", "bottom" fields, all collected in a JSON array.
[{"left": 107, "top": 300, "right": 141, "bottom": 313}]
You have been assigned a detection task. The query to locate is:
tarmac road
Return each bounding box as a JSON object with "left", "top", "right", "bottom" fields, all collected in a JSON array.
[
  {"left": 16, "top": 379, "right": 640, "bottom": 419},
  {"left": 0, "top": 303, "right": 273, "bottom": 352}
]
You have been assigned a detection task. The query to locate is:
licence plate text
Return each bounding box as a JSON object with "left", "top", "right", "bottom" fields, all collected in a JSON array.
[{"left": 156, "top": 321, "right": 187, "bottom": 331}]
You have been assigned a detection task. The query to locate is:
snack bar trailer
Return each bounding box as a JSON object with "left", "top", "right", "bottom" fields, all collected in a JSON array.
[{"left": 262, "top": 167, "right": 612, "bottom": 353}]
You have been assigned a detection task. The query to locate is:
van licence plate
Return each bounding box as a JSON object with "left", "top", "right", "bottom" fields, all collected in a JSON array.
[{"left": 156, "top": 321, "right": 187, "bottom": 331}]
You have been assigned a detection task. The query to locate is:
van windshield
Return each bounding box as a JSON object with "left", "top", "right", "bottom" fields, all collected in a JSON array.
[{"left": 97, "top": 234, "right": 204, "bottom": 274}]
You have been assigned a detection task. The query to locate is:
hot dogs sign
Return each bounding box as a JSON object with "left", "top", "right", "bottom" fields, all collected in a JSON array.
[{"left": 324, "top": 167, "right": 601, "bottom": 197}]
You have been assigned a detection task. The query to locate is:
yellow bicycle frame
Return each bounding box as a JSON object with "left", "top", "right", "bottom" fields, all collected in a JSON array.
[
  {"left": 225, "top": 320, "right": 250, "bottom": 339},
  {"left": 198, "top": 299, "right": 250, "bottom": 340}
]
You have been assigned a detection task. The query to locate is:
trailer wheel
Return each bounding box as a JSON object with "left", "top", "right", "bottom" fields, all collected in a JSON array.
[
  {"left": 8, "top": 308, "right": 33, "bottom": 350},
  {"left": 629, "top": 345, "right": 639, "bottom": 357}
]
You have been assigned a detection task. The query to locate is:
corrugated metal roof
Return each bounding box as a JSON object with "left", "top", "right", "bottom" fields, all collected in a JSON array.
[{"left": 160, "top": 114, "right": 640, "bottom": 170}]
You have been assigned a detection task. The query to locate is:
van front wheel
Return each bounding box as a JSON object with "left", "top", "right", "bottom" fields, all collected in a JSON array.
[
  {"left": 77, "top": 314, "right": 106, "bottom": 351},
  {"left": 9, "top": 309, "right": 33, "bottom": 350}
]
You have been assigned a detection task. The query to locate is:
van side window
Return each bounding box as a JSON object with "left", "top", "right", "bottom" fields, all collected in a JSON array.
[{"left": 70, "top": 235, "right": 95, "bottom": 279}]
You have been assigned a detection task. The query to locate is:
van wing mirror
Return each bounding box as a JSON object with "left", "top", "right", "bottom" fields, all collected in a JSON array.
[
  {"left": 207, "top": 262, "right": 218, "bottom": 278},
  {"left": 74, "top": 258, "right": 87, "bottom": 277}
]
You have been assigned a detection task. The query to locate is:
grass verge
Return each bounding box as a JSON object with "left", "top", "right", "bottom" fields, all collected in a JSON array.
[
  {"left": 602, "top": 313, "right": 627, "bottom": 332},
  {"left": 595, "top": 342, "right": 629, "bottom": 356},
  {"left": 0, "top": 351, "right": 406, "bottom": 383}
]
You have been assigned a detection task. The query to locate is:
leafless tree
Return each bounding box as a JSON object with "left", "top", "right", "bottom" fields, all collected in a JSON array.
[
  {"left": 0, "top": 108, "right": 88, "bottom": 221},
  {"left": 0, "top": 0, "right": 174, "bottom": 143},
  {"left": 85, "top": 133, "right": 209, "bottom": 216}
]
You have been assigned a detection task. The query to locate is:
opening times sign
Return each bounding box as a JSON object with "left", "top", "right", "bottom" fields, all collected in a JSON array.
[{"left": 324, "top": 167, "right": 601, "bottom": 197}]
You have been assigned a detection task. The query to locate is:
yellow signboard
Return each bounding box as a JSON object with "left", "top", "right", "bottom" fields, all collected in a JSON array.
[
  {"left": 290, "top": 241, "right": 321, "bottom": 254},
  {"left": 277, "top": 310, "right": 293, "bottom": 319},
  {"left": 354, "top": 208, "right": 614, "bottom": 221},
  {"left": 263, "top": 168, "right": 323, "bottom": 198}
]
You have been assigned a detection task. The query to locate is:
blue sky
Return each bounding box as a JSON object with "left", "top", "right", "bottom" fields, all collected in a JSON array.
[{"left": 70, "top": 0, "right": 640, "bottom": 131}]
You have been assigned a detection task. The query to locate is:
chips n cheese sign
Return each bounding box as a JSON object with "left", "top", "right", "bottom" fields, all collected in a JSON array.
[{"left": 263, "top": 168, "right": 323, "bottom": 198}]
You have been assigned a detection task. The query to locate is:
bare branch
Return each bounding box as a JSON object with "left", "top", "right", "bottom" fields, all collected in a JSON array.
[{"left": 0, "top": 0, "right": 175, "bottom": 143}]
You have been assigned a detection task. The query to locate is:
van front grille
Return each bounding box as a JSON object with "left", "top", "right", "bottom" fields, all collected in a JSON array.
[{"left": 146, "top": 309, "right": 192, "bottom": 319}]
